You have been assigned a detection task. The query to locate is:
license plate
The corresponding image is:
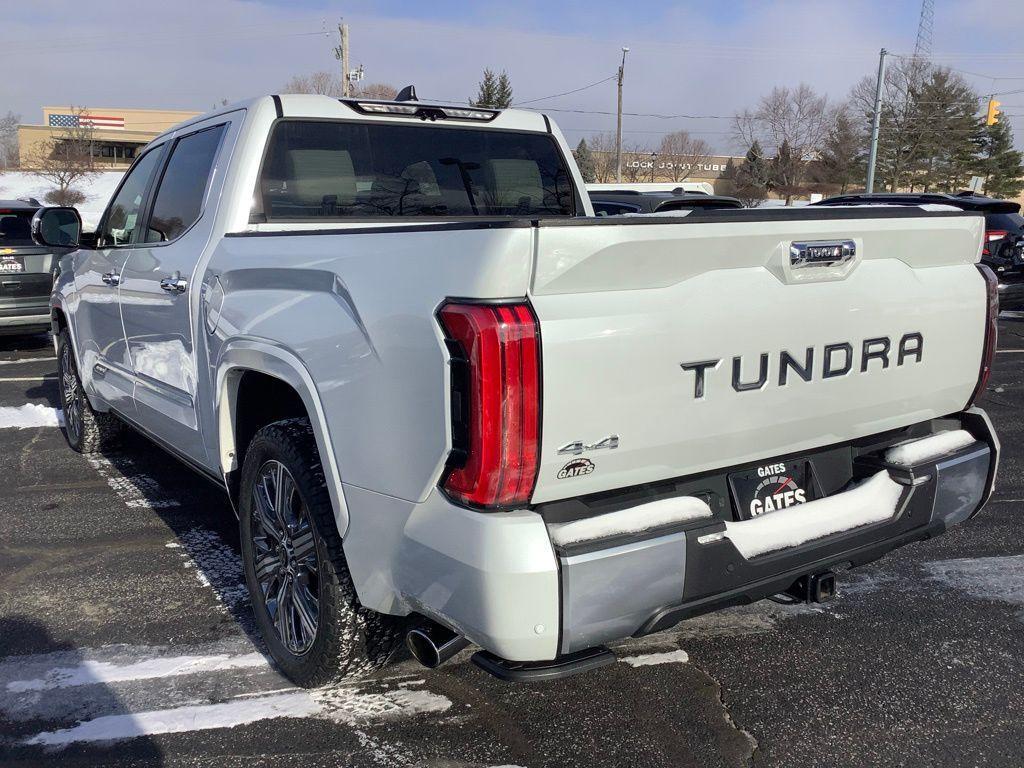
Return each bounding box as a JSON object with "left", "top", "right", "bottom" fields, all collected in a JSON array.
[
  {"left": 0, "top": 258, "right": 23, "bottom": 273},
  {"left": 729, "top": 459, "right": 815, "bottom": 520}
]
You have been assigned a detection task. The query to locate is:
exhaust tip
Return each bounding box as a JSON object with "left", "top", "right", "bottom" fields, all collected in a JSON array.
[{"left": 405, "top": 624, "right": 469, "bottom": 669}]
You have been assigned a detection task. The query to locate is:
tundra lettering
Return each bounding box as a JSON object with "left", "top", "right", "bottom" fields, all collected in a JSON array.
[{"left": 681, "top": 332, "right": 926, "bottom": 399}]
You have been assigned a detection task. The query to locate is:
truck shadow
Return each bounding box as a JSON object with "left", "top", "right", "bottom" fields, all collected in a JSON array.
[{"left": 0, "top": 615, "right": 165, "bottom": 766}]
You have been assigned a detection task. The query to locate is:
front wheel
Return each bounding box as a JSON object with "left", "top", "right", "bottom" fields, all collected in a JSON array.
[
  {"left": 239, "top": 418, "right": 402, "bottom": 687},
  {"left": 56, "top": 328, "right": 122, "bottom": 453}
]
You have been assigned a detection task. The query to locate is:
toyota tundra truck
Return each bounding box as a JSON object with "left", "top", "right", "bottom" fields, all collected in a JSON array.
[{"left": 34, "top": 93, "right": 999, "bottom": 686}]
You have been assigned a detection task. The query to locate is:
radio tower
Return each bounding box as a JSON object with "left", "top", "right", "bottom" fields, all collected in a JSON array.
[{"left": 913, "top": 0, "right": 934, "bottom": 60}]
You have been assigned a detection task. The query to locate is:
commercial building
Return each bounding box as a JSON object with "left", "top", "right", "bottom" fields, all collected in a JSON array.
[
  {"left": 17, "top": 106, "right": 201, "bottom": 170},
  {"left": 592, "top": 151, "right": 744, "bottom": 193}
]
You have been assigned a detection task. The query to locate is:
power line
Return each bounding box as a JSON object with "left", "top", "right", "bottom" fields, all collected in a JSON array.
[{"left": 514, "top": 75, "right": 617, "bottom": 106}]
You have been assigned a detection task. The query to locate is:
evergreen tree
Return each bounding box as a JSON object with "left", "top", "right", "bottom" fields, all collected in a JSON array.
[
  {"left": 573, "top": 138, "right": 597, "bottom": 183},
  {"left": 471, "top": 69, "right": 513, "bottom": 108},
  {"left": 723, "top": 141, "right": 771, "bottom": 207},
  {"left": 771, "top": 139, "right": 803, "bottom": 204},
  {"left": 978, "top": 119, "right": 1024, "bottom": 199},
  {"left": 817, "top": 111, "right": 863, "bottom": 193}
]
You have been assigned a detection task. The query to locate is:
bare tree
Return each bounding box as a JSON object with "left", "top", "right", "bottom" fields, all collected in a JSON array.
[
  {"left": 621, "top": 143, "right": 653, "bottom": 183},
  {"left": 0, "top": 111, "right": 20, "bottom": 171},
  {"left": 354, "top": 82, "right": 398, "bottom": 100},
  {"left": 657, "top": 130, "right": 713, "bottom": 182},
  {"left": 282, "top": 71, "right": 345, "bottom": 96},
  {"left": 33, "top": 107, "right": 96, "bottom": 202},
  {"left": 587, "top": 133, "right": 619, "bottom": 182},
  {"left": 733, "top": 84, "right": 831, "bottom": 202}
]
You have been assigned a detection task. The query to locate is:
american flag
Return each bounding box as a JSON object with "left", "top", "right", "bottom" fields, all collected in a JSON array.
[{"left": 49, "top": 113, "right": 125, "bottom": 131}]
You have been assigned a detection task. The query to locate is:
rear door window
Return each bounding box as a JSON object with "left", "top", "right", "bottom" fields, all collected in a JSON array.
[
  {"left": 258, "top": 120, "right": 575, "bottom": 219},
  {"left": 0, "top": 210, "right": 35, "bottom": 246},
  {"left": 145, "top": 125, "right": 226, "bottom": 243}
]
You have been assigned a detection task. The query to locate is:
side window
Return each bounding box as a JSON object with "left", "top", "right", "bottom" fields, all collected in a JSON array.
[
  {"left": 96, "top": 147, "right": 164, "bottom": 247},
  {"left": 591, "top": 201, "right": 639, "bottom": 216},
  {"left": 145, "top": 125, "right": 226, "bottom": 243}
]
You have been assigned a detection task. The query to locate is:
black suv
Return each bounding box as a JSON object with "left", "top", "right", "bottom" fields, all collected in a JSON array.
[
  {"left": 0, "top": 198, "right": 71, "bottom": 335},
  {"left": 589, "top": 189, "right": 743, "bottom": 216},
  {"left": 812, "top": 192, "right": 1024, "bottom": 310}
]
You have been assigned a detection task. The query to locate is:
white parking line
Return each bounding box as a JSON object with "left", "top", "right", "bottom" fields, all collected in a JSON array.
[
  {"left": 0, "top": 356, "right": 55, "bottom": 365},
  {"left": 0, "top": 376, "right": 56, "bottom": 382},
  {"left": 996, "top": 349, "right": 1024, "bottom": 353},
  {"left": 7, "top": 652, "right": 268, "bottom": 692},
  {"left": 620, "top": 649, "right": 690, "bottom": 667}
]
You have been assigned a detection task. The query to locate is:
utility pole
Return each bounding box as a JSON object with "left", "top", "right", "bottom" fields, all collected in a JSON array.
[
  {"left": 615, "top": 46, "right": 629, "bottom": 183},
  {"left": 866, "top": 47, "right": 887, "bottom": 193},
  {"left": 333, "top": 22, "right": 351, "bottom": 97}
]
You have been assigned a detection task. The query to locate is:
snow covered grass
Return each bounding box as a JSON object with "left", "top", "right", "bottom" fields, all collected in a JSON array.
[
  {"left": 723, "top": 470, "right": 903, "bottom": 558},
  {"left": 0, "top": 404, "right": 63, "bottom": 428},
  {"left": 0, "top": 171, "right": 123, "bottom": 230},
  {"left": 548, "top": 495, "right": 712, "bottom": 546},
  {"left": 885, "top": 430, "right": 976, "bottom": 466}
]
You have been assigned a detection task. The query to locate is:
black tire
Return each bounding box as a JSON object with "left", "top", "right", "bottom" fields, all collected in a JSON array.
[
  {"left": 239, "top": 417, "right": 403, "bottom": 687},
  {"left": 56, "top": 328, "right": 122, "bottom": 453}
]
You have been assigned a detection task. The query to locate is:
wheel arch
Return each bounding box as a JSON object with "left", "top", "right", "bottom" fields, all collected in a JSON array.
[{"left": 215, "top": 339, "right": 350, "bottom": 537}]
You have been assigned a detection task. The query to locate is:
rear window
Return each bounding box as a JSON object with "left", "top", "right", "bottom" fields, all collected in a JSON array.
[
  {"left": 985, "top": 212, "right": 1024, "bottom": 232},
  {"left": 258, "top": 120, "right": 575, "bottom": 220},
  {"left": 0, "top": 210, "right": 34, "bottom": 246}
]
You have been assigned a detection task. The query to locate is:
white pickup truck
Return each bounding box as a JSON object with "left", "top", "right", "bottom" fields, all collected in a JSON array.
[{"left": 35, "top": 93, "right": 999, "bottom": 685}]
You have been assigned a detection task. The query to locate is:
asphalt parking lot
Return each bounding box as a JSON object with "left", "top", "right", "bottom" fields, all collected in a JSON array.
[{"left": 1, "top": 323, "right": 1023, "bottom": 768}]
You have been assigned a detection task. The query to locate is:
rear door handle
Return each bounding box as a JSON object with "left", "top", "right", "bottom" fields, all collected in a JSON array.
[
  {"left": 160, "top": 273, "right": 188, "bottom": 294},
  {"left": 101, "top": 271, "right": 120, "bottom": 286}
]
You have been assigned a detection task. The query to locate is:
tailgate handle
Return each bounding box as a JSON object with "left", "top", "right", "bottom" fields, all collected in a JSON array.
[{"left": 790, "top": 240, "right": 855, "bottom": 269}]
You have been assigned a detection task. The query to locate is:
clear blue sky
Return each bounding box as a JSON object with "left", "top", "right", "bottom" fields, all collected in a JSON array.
[{"left": 6, "top": 0, "right": 1024, "bottom": 154}]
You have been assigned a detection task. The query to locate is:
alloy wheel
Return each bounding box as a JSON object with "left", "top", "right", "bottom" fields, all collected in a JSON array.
[
  {"left": 251, "top": 460, "right": 321, "bottom": 655},
  {"left": 59, "top": 342, "right": 83, "bottom": 445}
]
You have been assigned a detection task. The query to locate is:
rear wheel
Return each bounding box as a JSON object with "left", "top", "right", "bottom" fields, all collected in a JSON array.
[
  {"left": 56, "top": 328, "right": 122, "bottom": 453},
  {"left": 239, "top": 418, "right": 402, "bottom": 686}
]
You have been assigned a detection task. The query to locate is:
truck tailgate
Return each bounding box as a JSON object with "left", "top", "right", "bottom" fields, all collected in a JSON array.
[{"left": 529, "top": 211, "right": 987, "bottom": 504}]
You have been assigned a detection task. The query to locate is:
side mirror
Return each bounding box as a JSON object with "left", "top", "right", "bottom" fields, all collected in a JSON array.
[{"left": 31, "top": 207, "right": 82, "bottom": 249}]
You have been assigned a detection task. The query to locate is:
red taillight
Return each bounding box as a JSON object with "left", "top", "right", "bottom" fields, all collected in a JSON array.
[
  {"left": 982, "top": 229, "right": 1008, "bottom": 256},
  {"left": 968, "top": 264, "right": 999, "bottom": 408},
  {"left": 438, "top": 301, "right": 540, "bottom": 508}
]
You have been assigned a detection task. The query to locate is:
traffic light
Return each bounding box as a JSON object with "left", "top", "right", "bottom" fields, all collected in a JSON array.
[{"left": 986, "top": 99, "right": 1002, "bottom": 126}]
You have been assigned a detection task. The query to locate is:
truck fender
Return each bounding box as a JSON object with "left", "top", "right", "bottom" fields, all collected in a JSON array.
[{"left": 214, "top": 338, "right": 350, "bottom": 538}]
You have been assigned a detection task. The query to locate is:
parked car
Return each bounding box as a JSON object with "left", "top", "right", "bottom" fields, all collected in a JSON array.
[
  {"left": 37, "top": 94, "right": 999, "bottom": 688},
  {"left": 0, "top": 198, "right": 75, "bottom": 335},
  {"left": 588, "top": 189, "right": 743, "bottom": 216},
  {"left": 812, "top": 192, "right": 1024, "bottom": 309}
]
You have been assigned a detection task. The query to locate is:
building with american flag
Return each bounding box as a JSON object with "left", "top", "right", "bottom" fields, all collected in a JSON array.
[{"left": 17, "top": 106, "right": 200, "bottom": 170}]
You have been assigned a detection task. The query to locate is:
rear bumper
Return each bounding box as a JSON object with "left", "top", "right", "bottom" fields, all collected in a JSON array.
[
  {"left": 998, "top": 277, "right": 1024, "bottom": 310},
  {"left": 347, "top": 409, "right": 998, "bottom": 665}
]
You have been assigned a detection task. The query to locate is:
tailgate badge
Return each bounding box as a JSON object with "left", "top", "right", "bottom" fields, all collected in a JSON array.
[
  {"left": 557, "top": 458, "right": 595, "bottom": 479},
  {"left": 557, "top": 435, "right": 619, "bottom": 455},
  {"left": 790, "top": 239, "right": 855, "bottom": 268}
]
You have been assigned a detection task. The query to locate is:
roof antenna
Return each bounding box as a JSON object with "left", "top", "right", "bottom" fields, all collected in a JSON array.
[{"left": 395, "top": 85, "right": 418, "bottom": 102}]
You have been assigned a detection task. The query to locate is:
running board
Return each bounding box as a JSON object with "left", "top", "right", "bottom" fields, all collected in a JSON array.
[{"left": 471, "top": 646, "right": 615, "bottom": 682}]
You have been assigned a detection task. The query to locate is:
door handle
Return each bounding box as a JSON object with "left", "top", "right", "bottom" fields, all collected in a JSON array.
[
  {"left": 101, "top": 271, "right": 120, "bottom": 286},
  {"left": 160, "top": 273, "right": 188, "bottom": 294}
]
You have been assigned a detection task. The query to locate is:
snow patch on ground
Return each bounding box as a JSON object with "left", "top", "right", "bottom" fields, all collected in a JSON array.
[
  {"left": 173, "top": 528, "right": 249, "bottom": 613},
  {"left": 7, "top": 652, "right": 268, "bottom": 693},
  {"left": 0, "top": 404, "right": 63, "bottom": 429},
  {"left": 620, "top": 649, "right": 690, "bottom": 667},
  {"left": 548, "top": 495, "right": 712, "bottom": 546},
  {"left": 724, "top": 471, "right": 903, "bottom": 558},
  {"left": 886, "top": 430, "right": 976, "bottom": 466},
  {"left": 23, "top": 684, "right": 452, "bottom": 747},
  {"left": 922, "top": 555, "right": 1024, "bottom": 619},
  {"left": 84, "top": 453, "right": 180, "bottom": 509}
]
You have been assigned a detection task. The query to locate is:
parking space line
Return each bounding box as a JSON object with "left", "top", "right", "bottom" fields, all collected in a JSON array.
[
  {"left": 0, "top": 375, "right": 57, "bottom": 382},
  {"left": 0, "top": 357, "right": 54, "bottom": 365},
  {"left": 996, "top": 349, "right": 1024, "bottom": 353}
]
